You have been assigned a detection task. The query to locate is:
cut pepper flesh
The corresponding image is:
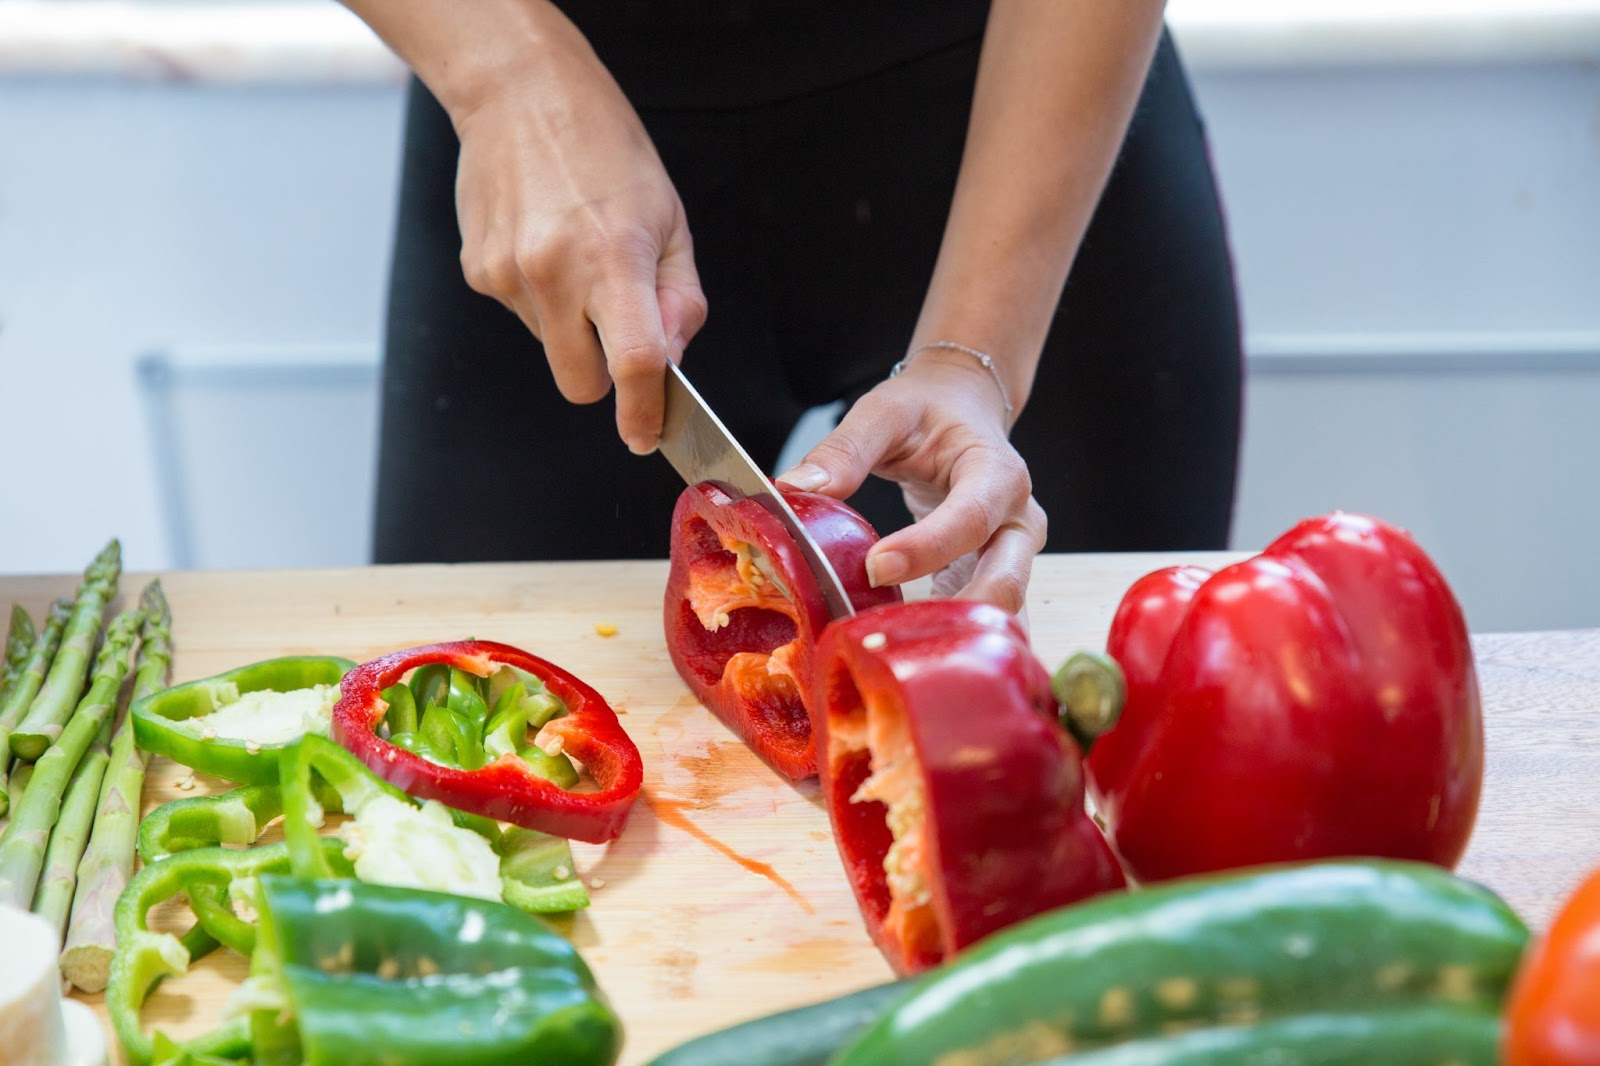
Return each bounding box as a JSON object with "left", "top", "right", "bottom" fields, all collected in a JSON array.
[
  {"left": 815, "top": 600, "right": 1128, "bottom": 975},
  {"left": 663, "top": 482, "right": 900, "bottom": 780},
  {"left": 834, "top": 690, "right": 939, "bottom": 964}
]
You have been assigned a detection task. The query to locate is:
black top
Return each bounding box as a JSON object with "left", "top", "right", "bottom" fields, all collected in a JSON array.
[{"left": 560, "top": 1, "right": 991, "bottom": 110}]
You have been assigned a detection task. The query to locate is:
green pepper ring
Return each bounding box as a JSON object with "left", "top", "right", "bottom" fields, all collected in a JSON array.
[{"left": 131, "top": 656, "right": 357, "bottom": 785}]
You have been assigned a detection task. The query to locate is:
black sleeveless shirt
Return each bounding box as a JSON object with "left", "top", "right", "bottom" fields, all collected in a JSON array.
[{"left": 558, "top": 1, "right": 991, "bottom": 110}]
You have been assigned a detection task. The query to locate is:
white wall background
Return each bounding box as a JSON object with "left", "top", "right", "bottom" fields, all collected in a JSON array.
[{"left": 1, "top": 2, "right": 1598, "bottom": 635}]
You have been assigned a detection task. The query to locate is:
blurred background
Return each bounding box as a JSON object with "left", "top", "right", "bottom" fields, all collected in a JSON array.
[{"left": 1, "top": 0, "right": 1597, "bottom": 633}]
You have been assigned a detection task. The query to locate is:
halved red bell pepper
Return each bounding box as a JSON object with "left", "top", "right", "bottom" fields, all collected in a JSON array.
[
  {"left": 664, "top": 481, "right": 900, "bottom": 780},
  {"left": 813, "top": 599, "right": 1126, "bottom": 975},
  {"left": 330, "top": 640, "right": 642, "bottom": 844},
  {"left": 1086, "top": 511, "right": 1484, "bottom": 884},
  {"left": 1504, "top": 864, "right": 1600, "bottom": 1064}
]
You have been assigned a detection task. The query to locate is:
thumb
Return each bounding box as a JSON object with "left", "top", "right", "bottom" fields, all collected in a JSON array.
[{"left": 775, "top": 394, "right": 909, "bottom": 499}]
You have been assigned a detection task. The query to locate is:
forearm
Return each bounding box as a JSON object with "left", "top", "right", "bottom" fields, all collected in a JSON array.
[
  {"left": 338, "top": 0, "right": 593, "bottom": 119},
  {"left": 913, "top": 0, "right": 1167, "bottom": 417}
]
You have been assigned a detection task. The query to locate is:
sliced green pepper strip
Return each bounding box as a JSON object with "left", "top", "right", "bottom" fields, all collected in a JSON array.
[
  {"left": 138, "top": 785, "right": 286, "bottom": 863},
  {"left": 419, "top": 701, "right": 483, "bottom": 770},
  {"left": 447, "top": 666, "right": 492, "bottom": 729},
  {"left": 520, "top": 744, "right": 581, "bottom": 789},
  {"left": 251, "top": 874, "right": 622, "bottom": 1065},
  {"left": 497, "top": 827, "right": 591, "bottom": 912},
  {"left": 279, "top": 735, "right": 589, "bottom": 914},
  {"left": 151, "top": 1029, "right": 253, "bottom": 1066},
  {"left": 279, "top": 734, "right": 412, "bottom": 879},
  {"left": 488, "top": 665, "right": 567, "bottom": 731},
  {"left": 407, "top": 663, "right": 450, "bottom": 719},
  {"left": 107, "top": 839, "right": 353, "bottom": 1066},
  {"left": 379, "top": 683, "right": 417, "bottom": 737},
  {"left": 132, "top": 656, "right": 357, "bottom": 784}
]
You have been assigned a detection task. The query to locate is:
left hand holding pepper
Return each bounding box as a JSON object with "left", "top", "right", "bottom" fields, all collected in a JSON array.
[{"left": 777, "top": 350, "right": 1045, "bottom": 613}]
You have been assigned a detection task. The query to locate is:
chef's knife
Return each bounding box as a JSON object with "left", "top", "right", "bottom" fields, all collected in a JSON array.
[{"left": 657, "top": 361, "right": 857, "bottom": 620}]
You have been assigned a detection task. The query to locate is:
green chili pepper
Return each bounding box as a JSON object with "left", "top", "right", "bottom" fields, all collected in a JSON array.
[
  {"left": 107, "top": 839, "right": 353, "bottom": 1066},
  {"left": 132, "top": 656, "right": 357, "bottom": 784},
  {"left": 247, "top": 874, "right": 622, "bottom": 1066}
]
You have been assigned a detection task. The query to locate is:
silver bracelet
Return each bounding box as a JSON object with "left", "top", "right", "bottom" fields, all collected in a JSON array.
[{"left": 888, "top": 341, "right": 1015, "bottom": 420}]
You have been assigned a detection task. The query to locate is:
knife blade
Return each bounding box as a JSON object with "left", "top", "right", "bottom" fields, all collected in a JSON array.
[{"left": 657, "top": 361, "right": 857, "bottom": 620}]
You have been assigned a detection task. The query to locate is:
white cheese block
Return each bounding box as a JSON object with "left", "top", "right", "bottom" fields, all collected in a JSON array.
[{"left": 0, "top": 904, "right": 106, "bottom": 1066}]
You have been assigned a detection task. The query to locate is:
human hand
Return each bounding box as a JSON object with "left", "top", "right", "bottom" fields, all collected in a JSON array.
[
  {"left": 776, "top": 350, "right": 1047, "bottom": 613},
  {"left": 448, "top": 32, "right": 707, "bottom": 454}
]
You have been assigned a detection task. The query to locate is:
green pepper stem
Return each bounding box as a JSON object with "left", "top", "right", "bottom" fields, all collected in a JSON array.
[{"left": 1052, "top": 652, "right": 1126, "bottom": 754}]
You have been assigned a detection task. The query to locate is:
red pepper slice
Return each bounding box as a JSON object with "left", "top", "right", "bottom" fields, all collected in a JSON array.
[
  {"left": 663, "top": 482, "right": 900, "bottom": 780},
  {"left": 1086, "top": 511, "right": 1484, "bottom": 883},
  {"left": 814, "top": 600, "right": 1126, "bottom": 975},
  {"left": 331, "top": 640, "right": 642, "bottom": 844},
  {"left": 1504, "top": 864, "right": 1600, "bottom": 1064}
]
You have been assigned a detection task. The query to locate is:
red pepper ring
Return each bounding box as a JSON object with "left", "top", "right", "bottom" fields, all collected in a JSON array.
[
  {"left": 814, "top": 600, "right": 1126, "bottom": 976},
  {"left": 331, "top": 640, "right": 643, "bottom": 844}
]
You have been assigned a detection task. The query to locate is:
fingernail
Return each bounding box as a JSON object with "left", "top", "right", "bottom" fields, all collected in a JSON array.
[
  {"left": 628, "top": 437, "right": 658, "bottom": 457},
  {"left": 865, "top": 551, "right": 907, "bottom": 589},
  {"left": 775, "top": 464, "right": 828, "bottom": 491}
]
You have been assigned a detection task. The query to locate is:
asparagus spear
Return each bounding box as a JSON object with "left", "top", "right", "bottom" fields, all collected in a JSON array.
[
  {"left": 0, "top": 605, "right": 34, "bottom": 701},
  {"left": 0, "top": 608, "right": 139, "bottom": 910},
  {"left": 31, "top": 715, "right": 112, "bottom": 941},
  {"left": 10, "top": 540, "right": 121, "bottom": 762},
  {"left": 8, "top": 762, "right": 33, "bottom": 817},
  {"left": 61, "top": 581, "right": 171, "bottom": 992},
  {"left": 0, "top": 600, "right": 73, "bottom": 817}
]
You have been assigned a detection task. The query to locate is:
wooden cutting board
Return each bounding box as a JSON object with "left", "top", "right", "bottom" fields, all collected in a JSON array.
[{"left": 1, "top": 553, "right": 1595, "bottom": 1065}]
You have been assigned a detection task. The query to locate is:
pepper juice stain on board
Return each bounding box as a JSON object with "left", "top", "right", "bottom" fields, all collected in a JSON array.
[
  {"left": 670, "top": 739, "right": 754, "bottom": 808},
  {"left": 651, "top": 946, "right": 700, "bottom": 1001},
  {"left": 645, "top": 792, "right": 813, "bottom": 914}
]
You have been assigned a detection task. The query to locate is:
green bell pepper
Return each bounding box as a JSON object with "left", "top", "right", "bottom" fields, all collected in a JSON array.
[
  {"left": 240, "top": 874, "right": 622, "bottom": 1066},
  {"left": 132, "top": 656, "right": 357, "bottom": 784},
  {"left": 107, "top": 839, "right": 355, "bottom": 1066},
  {"left": 282, "top": 734, "right": 590, "bottom": 913}
]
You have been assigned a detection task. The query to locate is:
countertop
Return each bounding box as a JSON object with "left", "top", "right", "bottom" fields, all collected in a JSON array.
[
  {"left": 3, "top": 0, "right": 1600, "bottom": 84},
  {"left": 1, "top": 552, "right": 1596, "bottom": 1062}
]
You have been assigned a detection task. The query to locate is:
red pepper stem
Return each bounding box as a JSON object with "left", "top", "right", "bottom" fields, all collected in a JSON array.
[{"left": 1052, "top": 652, "right": 1126, "bottom": 754}]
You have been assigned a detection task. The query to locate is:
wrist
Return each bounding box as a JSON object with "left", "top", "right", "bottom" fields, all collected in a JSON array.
[
  {"left": 904, "top": 325, "right": 1038, "bottom": 422},
  {"left": 892, "top": 342, "right": 1016, "bottom": 426},
  {"left": 396, "top": 0, "right": 594, "bottom": 123}
]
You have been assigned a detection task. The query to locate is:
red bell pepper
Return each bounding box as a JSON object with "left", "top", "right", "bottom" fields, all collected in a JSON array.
[
  {"left": 813, "top": 600, "right": 1126, "bottom": 975},
  {"left": 1086, "top": 511, "right": 1483, "bottom": 884},
  {"left": 331, "top": 640, "right": 642, "bottom": 844},
  {"left": 1504, "top": 864, "right": 1600, "bottom": 1064},
  {"left": 663, "top": 481, "right": 900, "bottom": 780}
]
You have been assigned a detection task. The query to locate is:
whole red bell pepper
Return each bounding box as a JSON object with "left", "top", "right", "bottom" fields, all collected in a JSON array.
[
  {"left": 1086, "top": 511, "right": 1483, "bottom": 884},
  {"left": 814, "top": 600, "right": 1126, "bottom": 975},
  {"left": 663, "top": 481, "right": 900, "bottom": 780},
  {"left": 1504, "top": 864, "right": 1600, "bottom": 1064},
  {"left": 331, "top": 640, "right": 642, "bottom": 844}
]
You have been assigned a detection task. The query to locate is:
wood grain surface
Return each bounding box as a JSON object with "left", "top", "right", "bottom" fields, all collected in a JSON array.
[{"left": 1, "top": 552, "right": 1595, "bottom": 1064}]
